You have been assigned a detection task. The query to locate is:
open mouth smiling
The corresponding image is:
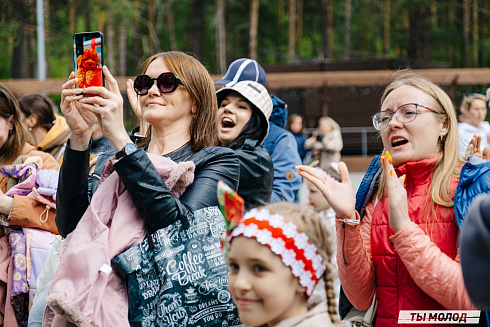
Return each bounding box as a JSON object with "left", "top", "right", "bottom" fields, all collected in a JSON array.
[{"left": 222, "top": 117, "right": 236, "bottom": 129}]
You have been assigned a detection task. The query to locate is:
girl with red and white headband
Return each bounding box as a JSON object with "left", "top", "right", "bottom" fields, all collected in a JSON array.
[{"left": 224, "top": 202, "right": 340, "bottom": 327}]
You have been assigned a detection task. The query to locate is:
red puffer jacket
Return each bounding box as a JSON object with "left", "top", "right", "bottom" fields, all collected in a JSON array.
[{"left": 337, "top": 157, "right": 475, "bottom": 327}]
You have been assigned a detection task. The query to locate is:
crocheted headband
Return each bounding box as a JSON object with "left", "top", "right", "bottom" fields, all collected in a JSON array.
[{"left": 228, "top": 208, "right": 326, "bottom": 297}]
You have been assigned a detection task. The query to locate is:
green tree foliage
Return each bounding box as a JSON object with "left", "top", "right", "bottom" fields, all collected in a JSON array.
[{"left": 0, "top": 0, "right": 489, "bottom": 79}]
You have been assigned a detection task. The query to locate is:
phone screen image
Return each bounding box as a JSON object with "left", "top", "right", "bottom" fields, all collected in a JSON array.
[{"left": 73, "top": 32, "right": 104, "bottom": 88}]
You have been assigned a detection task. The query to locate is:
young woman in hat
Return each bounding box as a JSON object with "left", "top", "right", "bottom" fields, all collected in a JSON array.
[{"left": 216, "top": 80, "right": 274, "bottom": 210}]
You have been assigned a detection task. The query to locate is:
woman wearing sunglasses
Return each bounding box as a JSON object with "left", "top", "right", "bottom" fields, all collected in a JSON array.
[
  {"left": 57, "top": 50, "right": 239, "bottom": 236},
  {"left": 297, "top": 71, "right": 490, "bottom": 326},
  {"left": 51, "top": 51, "right": 240, "bottom": 323}
]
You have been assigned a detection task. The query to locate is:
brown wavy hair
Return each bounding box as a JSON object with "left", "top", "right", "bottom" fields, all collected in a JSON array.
[
  {"left": 0, "top": 83, "right": 27, "bottom": 164},
  {"left": 138, "top": 51, "right": 218, "bottom": 151}
]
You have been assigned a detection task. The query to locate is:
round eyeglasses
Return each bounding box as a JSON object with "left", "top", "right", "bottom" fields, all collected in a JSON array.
[
  {"left": 371, "top": 103, "right": 444, "bottom": 130},
  {"left": 133, "top": 72, "right": 184, "bottom": 96}
]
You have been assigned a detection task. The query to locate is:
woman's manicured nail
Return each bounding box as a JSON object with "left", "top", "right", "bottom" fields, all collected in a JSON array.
[
  {"left": 386, "top": 151, "right": 392, "bottom": 164},
  {"left": 390, "top": 169, "right": 393, "bottom": 176}
]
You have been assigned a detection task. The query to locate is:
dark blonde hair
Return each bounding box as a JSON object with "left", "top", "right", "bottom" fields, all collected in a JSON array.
[
  {"left": 0, "top": 83, "right": 27, "bottom": 164},
  {"left": 459, "top": 93, "right": 486, "bottom": 115},
  {"left": 260, "top": 202, "right": 340, "bottom": 324},
  {"left": 138, "top": 51, "right": 218, "bottom": 151},
  {"left": 318, "top": 116, "right": 340, "bottom": 133},
  {"left": 378, "top": 71, "right": 463, "bottom": 210}
]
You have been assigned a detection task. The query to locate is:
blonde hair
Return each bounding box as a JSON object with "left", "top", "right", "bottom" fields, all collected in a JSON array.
[
  {"left": 377, "top": 71, "right": 463, "bottom": 211},
  {"left": 260, "top": 202, "right": 340, "bottom": 324},
  {"left": 459, "top": 93, "right": 486, "bottom": 115},
  {"left": 318, "top": 116, "right": 340, "bottom": 133}
]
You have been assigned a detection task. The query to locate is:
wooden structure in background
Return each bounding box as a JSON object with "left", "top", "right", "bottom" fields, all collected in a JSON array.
[
  {"left": 3, "top": 67, "right": 489, "bottom": 98},
  {"left": 3, "top": 68, "right": 489, "bottom": 170}
]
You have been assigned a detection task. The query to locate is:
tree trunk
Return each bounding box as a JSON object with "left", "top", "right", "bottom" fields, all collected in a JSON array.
[
  {"left": 472, "top": 0, "right": 478, "bottom": 67},
  {"left": 97, "top": 9, "right": 104, "bottom": 33},
  {"left": 344, "top": 0, "right": 352, "bottom": 59},
  {"left": 148, "top": 0, "right": 156, "bottom": 53},
  {"left": 186, "top": 0, "right": 204, "bottom": 59},
  {"left": 249, "top": 0, "right": 259, "bottom": 59},
  {"left": 43, "top": 0, "right": 50, "bottom": 77},
  {"left": 216, "top": 0, "right": 226, "bottom": 74},
  {"left": 132, "top": 0, "right": 142, "bottom": 69},
  {"left": 106, "top": 11, "right": 114, "bottom": 72},
  {"left": 296, "top": 0, "right": 303, "bottom": 57},
  {"left": 166, "top": 1, "right": 177, "bottom": 50},
  {"left": 321, "top": 0, "right": 327, "bottom": 59},
  {"left": 383, "top": 0, "right": 390, "bottom": 55},
  {"left": 288, "top": 0, "right": 296, "bottom": 62},
  {"left": 327, "top": 0, "right": 333, "bottom": 58},
  {"left": 118, "top": 23, "right": 127, "bottom": 76},
  {"left": 409, "top": 5, "right": 430, "bottom": 68},
  {"left": 463, "top": 0, "right": 470, "bottom": 68},
  {"left": 84, "top": 0, "right": 91, "bottom": 31},
  {"left": 11, "top": 0, "right": 30, "bottom": 78},
  {"left": 69, "top": 0, "right": 75, "bottom": 35},
  {"left": 277, "top": 0, "right": 285, "bottom": 62},
  {"left": 321, "top": 0, "right": 333, "bottom": 59},
  {"left": 481, "top": 0, "right": 488, "bottom": 66}
]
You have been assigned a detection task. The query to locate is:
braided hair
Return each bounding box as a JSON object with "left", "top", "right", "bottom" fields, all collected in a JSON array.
[{"left": 260, "top": 202, "right": 340, "bottom": 323}]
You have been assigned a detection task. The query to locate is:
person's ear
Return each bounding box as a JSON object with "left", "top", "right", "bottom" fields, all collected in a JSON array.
[
  {"left": 25, "top": 114, "right": 38, "bottom": 129},
  {"left": 296, "top": 281, "right": 306, "bottom": 295},
  {"left": 7, "top": 116, "right": 14, "bottom": 131},
  {"left": 440, "top": 119, "right": 449, "bottom": 137},
  {"left": 191, "top": 102, "right": 198, "bottom": 118}
]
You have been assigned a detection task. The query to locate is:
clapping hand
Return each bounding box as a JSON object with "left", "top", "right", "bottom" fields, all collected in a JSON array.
[
  {"left": 465, "top": 135, "right": 490, "bottom": 161},
  {"left": 296, "top": 162, "right": 356, "bottom": 220},
  {"left": 382, "top": 151, "right": 411, "bottom": 232}
]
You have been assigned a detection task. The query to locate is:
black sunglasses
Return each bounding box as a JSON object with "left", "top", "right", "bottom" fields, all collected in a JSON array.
[{"left": 133, "top": 72, "right": 184, "bottom": 95}]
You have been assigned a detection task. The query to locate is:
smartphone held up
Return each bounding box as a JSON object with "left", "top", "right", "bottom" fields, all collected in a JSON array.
[{"left": 73, "top": 31, "right": 104, "bottom": 89}]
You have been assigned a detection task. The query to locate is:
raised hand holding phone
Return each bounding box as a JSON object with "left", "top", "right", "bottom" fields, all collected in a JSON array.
[{"left": 73, "top": 31, "right": 104, "bottom": 89}]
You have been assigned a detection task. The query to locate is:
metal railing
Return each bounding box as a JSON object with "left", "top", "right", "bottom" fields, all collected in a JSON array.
[{"left": 305, "top": 126, "right": 381, "bottom": 156}]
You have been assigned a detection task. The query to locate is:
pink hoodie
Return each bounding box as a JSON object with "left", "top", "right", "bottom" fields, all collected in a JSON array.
[{"left": 45, "top": 154, "right": 195, "bottom": 327}]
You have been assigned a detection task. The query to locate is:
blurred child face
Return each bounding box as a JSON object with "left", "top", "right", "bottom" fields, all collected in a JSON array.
[
  {"left": 228, "top": 236, "right": 307, "bottom": 327},
  {"left": 307, "top": 181, "right": 331, "bottom": 210},
  {"left": 218, "top": 92, "right": 253, "bottom": 147},
  {"left": 289, "top": 116, "right": 303, "bottom": 134},
  {"left": 318, "top": 120, "right": 332, "bottom": 135},
  {"left": 465, "top": 99, "right": 487, "bottom": 128}
]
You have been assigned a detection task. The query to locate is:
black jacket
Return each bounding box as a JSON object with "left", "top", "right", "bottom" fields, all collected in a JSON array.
[
  {"left": 235, "top": 139, "right": 273, "bottom": 210},
  {"left": 56, "top": 141, "right": 240, "bottom": 238}
]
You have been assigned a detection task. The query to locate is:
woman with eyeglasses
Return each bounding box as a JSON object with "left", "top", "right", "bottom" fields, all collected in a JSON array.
[
  {"left": 297, "top": 71, "right": 488, "bottom": 326},
  {"left": 457, "top": 93, "right": 490, "bottom": 158},
  {"left": 51, "top": 52, "right": 240, "bottom": 324}
]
